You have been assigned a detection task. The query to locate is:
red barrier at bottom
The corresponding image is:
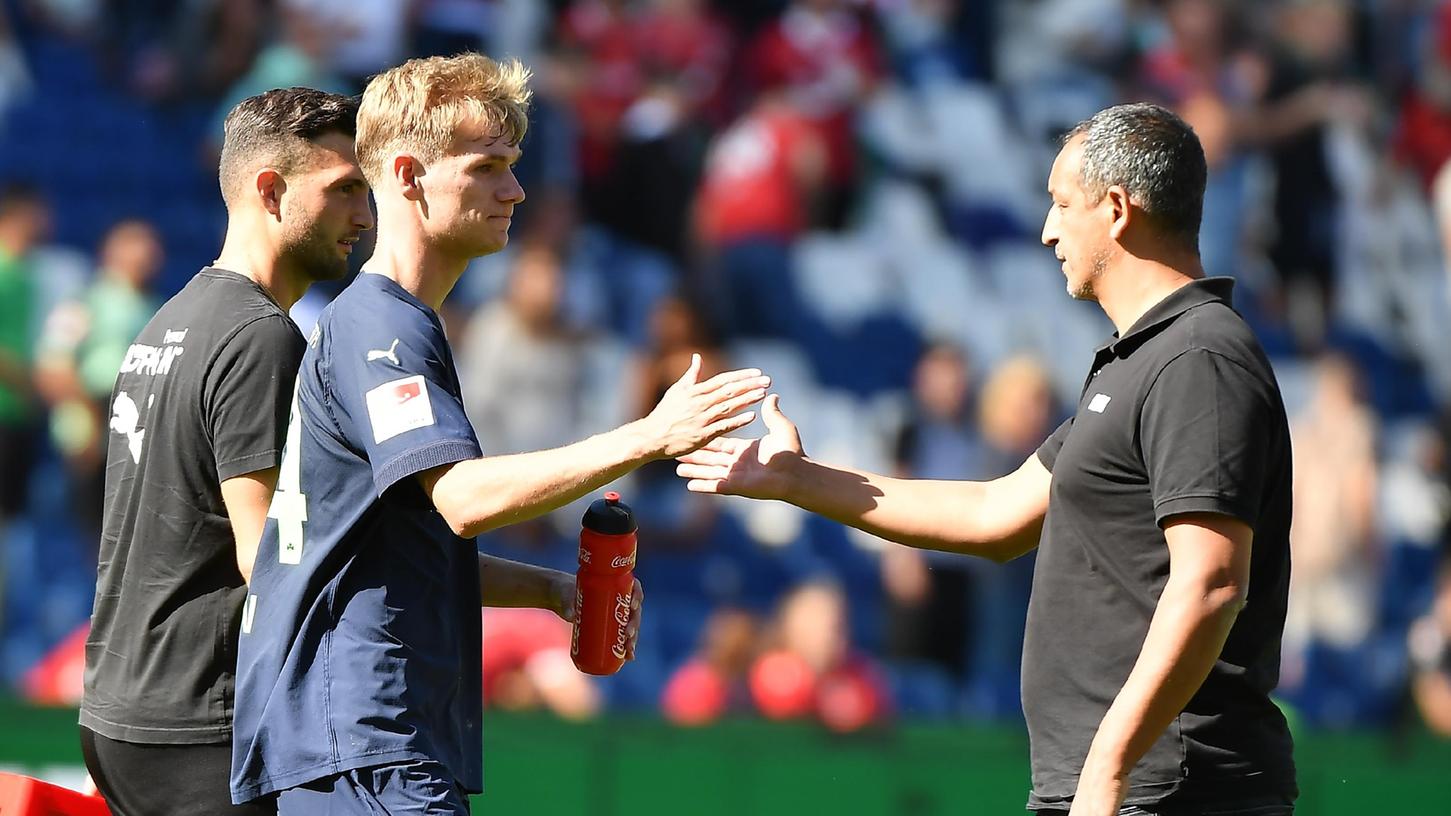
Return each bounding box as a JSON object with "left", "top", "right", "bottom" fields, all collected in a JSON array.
[{"left": 0, "top": 772, "right": 110, "bottom": 816}]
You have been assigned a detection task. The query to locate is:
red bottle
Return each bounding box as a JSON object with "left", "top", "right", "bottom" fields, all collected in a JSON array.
[{"left": 571, "top": 491, "right": 638, "bottom": 676}]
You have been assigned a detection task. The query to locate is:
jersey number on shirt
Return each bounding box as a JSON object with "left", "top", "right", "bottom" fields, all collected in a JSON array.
[{"left": 268, "top": 384, "right": 308, "bottom": 565}]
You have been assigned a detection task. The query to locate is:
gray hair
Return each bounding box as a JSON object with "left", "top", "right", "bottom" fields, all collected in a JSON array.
[{"left": 1064, "top": 103, "right": 1207, "bottom": 250}]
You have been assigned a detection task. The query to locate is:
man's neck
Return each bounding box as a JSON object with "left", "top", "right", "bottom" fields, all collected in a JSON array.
[
  {"left": 213, "top": 227, "right": 304, "bottom": 311},
  {"left": 1095, "top": 254, "right": 1205, "bottom": 336},
  {"left": 364, "top": 233, "right": 470, "bottom": 312}
]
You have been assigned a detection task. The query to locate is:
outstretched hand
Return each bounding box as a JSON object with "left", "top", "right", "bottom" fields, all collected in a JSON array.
[
  {"left": 674, "top": 394, "right": 804, "bottom": 500},
  {"left": 639, "top": 353, "right": 770, "bottom": 460}
]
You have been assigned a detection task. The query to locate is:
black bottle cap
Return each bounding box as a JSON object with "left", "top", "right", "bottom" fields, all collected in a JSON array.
[{"left": 582, "top": 491, "right": 636, "bottom": 535}]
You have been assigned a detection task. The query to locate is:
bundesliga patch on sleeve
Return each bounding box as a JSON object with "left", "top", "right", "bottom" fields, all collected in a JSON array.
[{"left": 365, "top": 375, "right": 436, "bottom": 443}]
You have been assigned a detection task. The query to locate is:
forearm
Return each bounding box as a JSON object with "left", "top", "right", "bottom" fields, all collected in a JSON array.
[
  {"left": 1081, "top": 578, "right": 1245, "bottom": 781},
  {"left": 478, "top": 553, "right": 570, "bottom": 613},
  {"left": 433, "top": 421, "right": 655, "bottom": 538},
  {"left": 778, "top": 456, "right": 1042, "bottom": 562}
]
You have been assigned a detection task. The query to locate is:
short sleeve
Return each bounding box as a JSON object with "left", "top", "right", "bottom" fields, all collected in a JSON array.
[
  {"left": 1139, "top": 349, "right": 1271, "bottom": 527},
  {"left": 328, "top": 309, "right": 481, "bottom": 496},
  {"left": 204, "top": 315, "right": 306, "bottom": 481},
  {"left": 1035, "top": 417, "right": 1073, "bottom": 472}
]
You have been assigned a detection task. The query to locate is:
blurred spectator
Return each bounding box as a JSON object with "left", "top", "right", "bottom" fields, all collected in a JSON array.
[
  {"left": 34, "top": 219, "right": 162, "bottom": 549},
  {"left": 1408, "top": 552, "right": 1451, "bottom": 736},
  {"left": 285, "top": 0, "right": 409, "bottom": 88},
  {"left": 588, "top": 0, "right": 733, "bottom": 260},
  {"left": 1245, "top": 0, "right": 1371, "bottom": 350},
  {"left": 482, "top": 607, "right": 601, "bottom": 720},
  {"left": 626, "top": 293, "right": 728, "bottom": 548},
  {"left": 557, "top": 0, "right": 644, "bottom": 197},
  {"left": 1393, "top": 1, "right": 1451, "bottom": 189},
  {"left": 748, "top": 580, "right": 889, "bottom": 732},
  {"left": 961, "top": 354, "right": 1055, "bottom": 716},
  {"left": 881, "top": 342, "right": 981, "bottom": 681},
  {"left": 1285, "top": 354, "right": 1379, "bottom": 656},
  {"left": 207, "top": 4, "right": 351, "bottom": 150},
  {"left": 692, "top": 88, "right": 826, "bottom": 339},
  {"left": 661, "top": 606, "right": 762, "bottom": 725},
  {"left": 634, "top": 0, "right": 732, "bottom": 124},
  {"left": 741, "top": 0, "right": 884, "bottom": 228},
  {"left": 94, "top": 0, "right": 264, "bottom": 101},
  {"left": 0, "top": 185, "right": 49, "bottom": 545},
  {"left": 460, "top": 243, "right": 590, "bottom": 458}
]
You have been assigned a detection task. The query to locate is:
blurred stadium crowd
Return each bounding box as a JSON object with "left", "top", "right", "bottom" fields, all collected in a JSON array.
[{"left": 2, "top": 0, "right": 1451, "bottom": 738}]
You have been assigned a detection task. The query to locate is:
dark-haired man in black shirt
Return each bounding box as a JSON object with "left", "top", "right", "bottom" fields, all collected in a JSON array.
[
  {"left": 80, "top": 87, "right": 373, "bottom": 815},
  {"left": 677, "top": 102, "right": 1296, "bottom": 816}
]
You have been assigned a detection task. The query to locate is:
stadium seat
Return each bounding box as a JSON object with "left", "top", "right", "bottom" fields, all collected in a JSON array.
[{"left": 0, "top": 773, "right": 110, "bottom": 816}]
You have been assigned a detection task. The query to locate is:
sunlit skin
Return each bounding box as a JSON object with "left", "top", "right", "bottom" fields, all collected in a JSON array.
[
  {"left": 214, "top": 130, "right": 374, "bottom": 312},
  {"left": 369, "top": 119, "right": 527, "bottom": 310},
  {"left": 416, "top": 124, "right": 525, "bottom": 261},
  {"left": 278, "top": 132, "right": 373, "bottom": 280},
  {"left": 1041, "top": 134, "right": 1115, "bottom": 302}
]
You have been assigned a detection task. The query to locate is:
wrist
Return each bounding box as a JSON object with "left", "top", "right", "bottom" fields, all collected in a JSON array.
[
  {"left": 616, "top": 418, "right": 662, "bottom": 464},
  {"left": 545, "top": 569, "right": 576, "bottom": 620}
]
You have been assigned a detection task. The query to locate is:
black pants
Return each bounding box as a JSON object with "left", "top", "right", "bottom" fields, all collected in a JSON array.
[{"left": 80, "top": 727, "right": 276, "bottom": 816}]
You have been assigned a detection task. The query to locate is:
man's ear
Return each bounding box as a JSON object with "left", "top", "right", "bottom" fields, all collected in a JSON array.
[
  {"left": 394, "top": 155, "right": 425, "bottom": 201},
  {"left": 256, "top": 169, "right": 285, "bottom": 220},
  {"left": 1105, "top": 184, "right": 1132, "bottom": 242}
]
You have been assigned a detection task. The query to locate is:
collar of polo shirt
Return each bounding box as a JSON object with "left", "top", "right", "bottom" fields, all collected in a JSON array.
[{"left": 1096, "top": 276, "right": 1237, "bottom": 359}]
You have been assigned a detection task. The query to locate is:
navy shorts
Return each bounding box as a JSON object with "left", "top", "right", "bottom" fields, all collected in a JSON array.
[{"left": 275, "top": 761, "right": 471, "bottom": 816}]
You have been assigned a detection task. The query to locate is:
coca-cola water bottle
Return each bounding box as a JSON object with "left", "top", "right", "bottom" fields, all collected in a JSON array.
[{"left": 571, "top": 491, "right": 637, "bottom": 676}]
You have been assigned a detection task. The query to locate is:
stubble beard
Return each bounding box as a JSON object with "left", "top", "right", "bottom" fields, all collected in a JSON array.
[
  {"left": 1069, "top": 249, "right": 1110, "bottom": 301},
  {"left": 283, "top": 217, "right": 350, "bottom": 284}
]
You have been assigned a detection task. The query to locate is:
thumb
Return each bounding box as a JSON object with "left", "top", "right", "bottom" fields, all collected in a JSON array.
[
  {"left": 678, "top": 352, "right": 702, "bottom": 387},
  {"left": 762, "top": 394, "right": 794, "bottom": 434}
]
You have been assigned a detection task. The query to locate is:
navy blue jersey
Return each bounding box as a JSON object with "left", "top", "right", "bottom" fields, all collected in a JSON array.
[{"left": 231, "top": 273, "right": 484, "bottom": 803}]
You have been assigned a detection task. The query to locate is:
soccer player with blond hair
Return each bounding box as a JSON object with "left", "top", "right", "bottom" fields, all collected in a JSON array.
[{"left": 230, "top": 54, "right": 768, "bottom": 813}]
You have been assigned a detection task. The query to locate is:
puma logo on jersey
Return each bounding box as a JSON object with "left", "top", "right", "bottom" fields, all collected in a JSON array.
[
  {"left": 163, "top": 328, "right": 188, "bottom": 344},
  {"left": 366, "top": 339, "right": 400, "bottom": 366}
]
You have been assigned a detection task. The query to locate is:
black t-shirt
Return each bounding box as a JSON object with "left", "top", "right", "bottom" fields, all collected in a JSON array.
[
  {"left": 1025, "top": 278, "right": 1296, "bottom": 810},
  {"left": 81, "top": 268, "right": 305, "bottom": 745}
]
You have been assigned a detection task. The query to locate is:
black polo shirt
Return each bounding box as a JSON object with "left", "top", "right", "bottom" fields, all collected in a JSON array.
[{"left": 1023, "top": 277, "right": 1296, "bottom": 810}]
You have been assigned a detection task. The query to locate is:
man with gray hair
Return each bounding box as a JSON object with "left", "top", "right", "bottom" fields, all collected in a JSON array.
[
  {"left": 676, "top": 102, "right": 1297, "bottom": 815},
  {"left": 80, "top": 86, "right": 373, "bottom": 815}
]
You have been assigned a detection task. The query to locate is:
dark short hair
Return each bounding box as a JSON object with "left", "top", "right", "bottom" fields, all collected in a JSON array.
[
  {"left": 0, "top": 182, "right": 45, "bottom": 219},
  {"left": 218, "top": 87, "right": 360, "bottom": 207},
  {"left": 1064, "top": 103, "right": 1207, "bottom": 250}
]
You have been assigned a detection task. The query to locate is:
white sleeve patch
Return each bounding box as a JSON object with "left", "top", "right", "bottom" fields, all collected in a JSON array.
[{"left": 365, "top": 374, "right": 436, "bottom": 444}]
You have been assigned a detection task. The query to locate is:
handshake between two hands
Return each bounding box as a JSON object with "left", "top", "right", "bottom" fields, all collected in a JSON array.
[
  {"left": 543, "top": 353, "right": 807, "bottom": 665},
  {"left": 639, "top": 352, "right": 807, "bottom": 502}
]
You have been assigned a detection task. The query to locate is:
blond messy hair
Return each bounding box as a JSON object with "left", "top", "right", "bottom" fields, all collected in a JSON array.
[{"left": 356, "top": 53, "right": 531, "bottom": 186}]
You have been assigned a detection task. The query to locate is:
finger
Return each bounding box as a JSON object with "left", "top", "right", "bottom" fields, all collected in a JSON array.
[
  {"left": 685, "top": 479, "right": 725, "bottom": 494},
  {"left": 676, "top": 462, "right": 728, "bottom": 480},
  {"left": 676, "top": 448, "right": 738, "bottom": 467},
  {"left": 761, "top": 394, "right": 795, "bottom": 434},
  {"left": 686, "top": 436, "right": 749, "bottom": 457},
  {"left": 672, "top": 352, "right": 702, "bottom": 390},
  {"left": 693, "top": 367, "right": 764, "bottom": 394},
  {"left": 708, "top": 388, "right": 767, "bottom": 421},
  {"left": 703, "top": 411, "right": 756, "bottom": 439},
  {"left": 699, "top": 375, "right": 771, "bottom": 405}
]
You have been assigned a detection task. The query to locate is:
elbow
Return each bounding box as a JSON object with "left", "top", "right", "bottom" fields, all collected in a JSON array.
[
  {"left": 1201, "top": 580, "right": 1249, "bottom": 620},
  {"left": 432, "top": 484, "right": 489, "bottom": 539}
]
